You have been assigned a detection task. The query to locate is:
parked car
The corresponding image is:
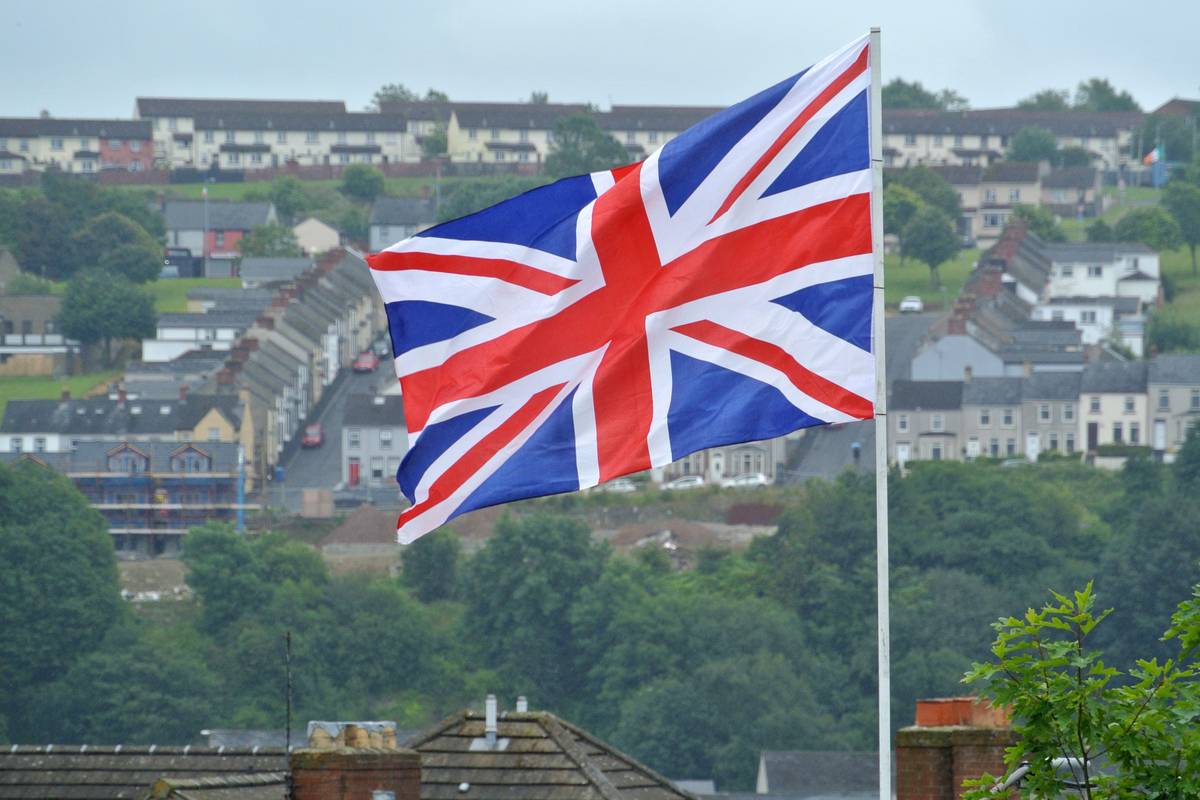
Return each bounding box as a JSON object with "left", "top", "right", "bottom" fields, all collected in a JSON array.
[
  {"left": 899, "top": 295, "right": 924, "bottom": 313},
  {"left": 353, "top": 351, "right": 380, "bottom": 373},
  {"left": 301, "top": 423, "right": 324, "bottom": 448},
  {"left": 663, "top": 475, "right": 705, "bottom": 491},
  {"left": 722, "top": 472, "right": 769, "bottom": 488},
  {"left": 602, "top": 478, "right": 638, "bottom": 493}
]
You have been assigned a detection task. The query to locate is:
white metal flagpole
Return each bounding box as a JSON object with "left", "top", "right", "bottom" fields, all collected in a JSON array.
[{"left": 867, "top": 26, "right": 892, "bottom": 800}]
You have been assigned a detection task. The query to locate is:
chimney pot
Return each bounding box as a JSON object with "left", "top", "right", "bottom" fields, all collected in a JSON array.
[
  {"left": 179, "top": 384, "right": 189, "bottom": 402},
  {"left": 485, "top": 694, "right": 497, "bottom": 746},
  {"left": 516, "top": 696, "right": 528, "bottom": 713},
  {"left": 963, "top": 366, "right": 973, "bottom": 383}
]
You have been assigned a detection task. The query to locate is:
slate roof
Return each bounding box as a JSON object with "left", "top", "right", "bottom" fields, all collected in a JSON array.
[
  {"left": 0, "top": 394, "right": 242, "bottom": 436},
  {"left": 378, "top": 100, "right": 454, "bottom": 124},
  {"left": 961, "top": 376, "right": 1023, "bottom": 405},
  {"left": 193, "top": 111, "right": 406, "bottom": 133},
  {"left": 67, "top": 440, "right": 241, "bottom": 473},
  {"left": 146, "top": 773, "right": 287, "bottom": 800},
  {"left": 163, "top": 200, "right": 273, "bottom": 232},
  {"left": 343, "top": 394, "right": 406, "bottom": 428},
  {"left": 452, "top": 102, "right": 590, "bottom": 130},
  {"left": 982, "top": 161, "right": 1039, "bottom": 183},
  {"left": 0, "top": 118, "right": 151, "bottom": 139},
  {"left": 1081, "top": 360, "right": 1148, "bottom": 393},
  {"left": 599, "top": 105, "right": 720, "bottom": 132},
  {"left": 370, "top": 196, "right": 438, "bottom": 227},
  {"left": 1042, "top": 167, "right": 1098, "bottom": 189},
  {"left": 889, "top": 380, "right": 963, "bottom": 410},
  {"left": 925, "top": 164, "right": 984, "bottom": 186},
  {"left": 136, "top": 98, "right": 345, "bottom": 117},
  {"left": 157, "top": 311, "right": 260, "bottom": 330},
  {"left": 883, "top": 108, "right": 1143, "bottom": 138},
  {"left": 756, "top": 751, "right": 888, "bottom": 797},
  {"left": 239, "top": 257, "right": 314, "bottom": 284},
  {"left": 1148, "top": 353, "right": 1200, "bottom": 385},
  {"left": 1021, "top": 371, "right": 1083, "bottom": 400},
  {"left": 998, "top": 347, "right": 1086, "bottom": 365},
  {"left": 1043, "top": 241, "right": 1156, "bottom": 262},
  {"left": 0, "top": 745, "right": 286, "bottom": 800},
  {"left": 405, "top": 710, "right": 694, "bottom": 800}
]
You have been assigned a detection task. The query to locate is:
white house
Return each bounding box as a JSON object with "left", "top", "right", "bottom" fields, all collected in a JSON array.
[
  {"left": 293, "top": 217, "right": 340, "bottom": 255},
  {"left": 141, "top": 312, "right": 257, "bottom": 362}
]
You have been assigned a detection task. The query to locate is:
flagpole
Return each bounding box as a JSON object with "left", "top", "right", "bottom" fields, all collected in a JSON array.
[{"left": 867, "top": 26, "right": 892, "bottom": 800}]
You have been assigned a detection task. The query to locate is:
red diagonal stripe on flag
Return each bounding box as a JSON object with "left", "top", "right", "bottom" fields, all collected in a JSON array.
[
  {"left": 369, "top": 250, "right": 580, "bottom": 296},
  {"left": 670, "top": 319, "right": 874, "bottom": 419},
  {"left": 709, "top": 44, "right": 870, "bottom": 224}
]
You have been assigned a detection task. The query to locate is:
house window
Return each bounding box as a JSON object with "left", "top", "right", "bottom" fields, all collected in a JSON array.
[
  {"left": 933, "top": 134, "right": 943, "bottom": 146},
  {"left": 1066, "top": 433, "right": 1076, "bottom": 452},
  {"left": 130, "top": 140, "right": 141, "bottom": 153},
  {"left": 207, "top": 426, "right": 220, "bottom": 442},
  {"left": 366, "top": 131, "right": 377, "bottom": 144},
  {"left": 1130, "top": 422, "right": 1140, "bottom": 444},
  {"left": 338, "top": 153, "right": 350, "bottom": 164},
  {"left": 9, "top": 437, "right": 21, "bottom": 453},
  {"left": 494, "top": 151, "right": 505, "bottom": 162},
  {"left": 1080, "top": 310, "right": 1097, "bottom": 324},
  {"left": 1052, "top": 310, "right": 1065, "bottom": 321},
  {"left": 1087, "top": 265, "right": 1103, "bottom": 278},
  {"left": 348, "top": 428, "right": 361, "bottom": 448},
  {"left": 379, "top": 429, "right": 393, "bottom": 449},
  {"left": 897, "top": 414, "right": 909, "bottom": 432},
  {"left": 1006, "top": 439, "right": 1016, "bottom": 456},
  {"left": 306, "top": 131, "right": 318, "bottom": 143},
  {"left": 930, "top": 443, "right": 943, "bottom": 460},
  {"left": 168, "top": 117, "right": 177, "bottom": 131},
  {"left": 989, "top": 438, "right": 999, "bottom": 457},
  {"left": 1009, "top": 189, "right": 1020, "bottom": 202},
  {"left": 931, "top": 414, "right": 945, "bottom": 432},
  {"left": 648, "top": 131, "right": 658, "bottom": 143},
  {"left": 1049, "top": 432, "right": 1059, "bottom": 451},
  {"left": 203, "top": 130, "right": 214, "bottom": 143},
  {"left": 490, "top": 128, "right": 499, "bottom": 140},
  {"left": 337, "top": 131, "right": 347, "bottom": 144},
  {"left": 1090, "top": 396, "right": 1100, "bottom": 413},
  {"left": 277, "top": 131, "right": 287, "bottom": 143},
  {"left": 984, "top": 213, "right": 1004, "bottom": 227},
  {"left": 51, "top": 137, "right": 64, "bottom": 150},
  {"left": 254, "top": 131, "right": 265, "bottom": 143},
  {"left": 1112, "top": 422, "right": 1123, "bottom": 442},
  {"left": 19, "top": 139, "right": 29, "bottom": 152},
  {"left": 1002, "top": 408, "right": 1014, "bottom": 427},
  {"left": 1039, "top": 404, "right": 1051, "bottom": 422},
  {"left": 984, "top": 189, "right": 997, "bottom": 203},
  {"left": 1192, "top": 389, "right": 1200, "bottom": 410},
  {"left": 1159, "top": 389, "right": 1171, "bottom": 410},
  {"left": 224, "top": 130, "right": 235, "bottom": 143},
  {"left": 904, "top": 134, "right": 916, "bottom": 145},
  {"left": 1063, "top": 403, "right": 1075, "bottom": 422},
  {"left": 519, "top": 129, "right": 529, "bottom": 142},
  {"left": 215, "top": 231, "right": 225, "bottom": 246},
  {"left": 371, "top": 457, "right": 384, "bottom": 479},
  {"left": 953, "top": 134, "right": 963, "bottom": 146},
  {"left": 980, "top": 408, "right": 991, "bottom": 426},
  {"left": 519, "top": 152, "right": 529, "bottom": 162},
  {"left": 108, "top": 139, "right": 122, "bottom": 149},
  {"left": 250, "top": 153, "right": 262, "bottom": 164},
  {"left": 33, "top": 437, "right": 46, "bottom": 453},
  {"left": 1061, "top": 265, "right": 1074, "bottom": 277},
  {"left": 228, "top": 152, "right": 240, "bottom": 165},
  {"left": 1124, "top": 396, "right": 1135, "bottom": 414},
  {"left": 468, "top": 128, "right": 477, "bottom": 140}
]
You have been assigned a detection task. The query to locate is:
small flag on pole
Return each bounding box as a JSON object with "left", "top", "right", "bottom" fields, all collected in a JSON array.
[{"left": 1143, "top": 145, "right": 1163, "bottom": 166}]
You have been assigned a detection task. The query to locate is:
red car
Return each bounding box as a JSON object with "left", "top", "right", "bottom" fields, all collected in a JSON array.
[
  {"left": 301, "top": 423, "right": 324, "bottom": 448},
  {"left": 353, "top": 351, "right": 380, "bottom": 373}
]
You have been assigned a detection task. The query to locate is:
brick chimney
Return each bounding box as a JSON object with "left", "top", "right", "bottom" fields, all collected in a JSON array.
[
  {"left": 896, "top": 698, "right": 1015, "bottom": 800},
  {"left": 230, "top": 345, "right": 250, "bottom": 363},
  {"left": 217, "top": 368, "right": 235, "bottom": 386},
  {"left": 179, "top": 384, "right": 189, "bottom": 402},
  {"left": 60, "top": 388, "right": 70, "bottom": 402},
  {"left": 257, "top": 315, "right": 276, "bottom": 330},
  {"left": 290, "top": 748, "right": 420, "bottom": 800},
  {"left": 976, "top": 264, "right": 1004, "bottom": 298},
  {"left": 947, "top": 313, "right": 967, "bottom": 336},
  {"left": 243, "top": 337, "right": 259, "bottom": 351},
  {"left": 117, "top": 387, "right": 127, "bottom": 406}
]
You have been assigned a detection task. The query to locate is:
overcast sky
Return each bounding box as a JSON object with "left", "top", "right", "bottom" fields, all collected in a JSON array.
[{"left": 2, "top": 1, "right": 1196, "bottom": 118}]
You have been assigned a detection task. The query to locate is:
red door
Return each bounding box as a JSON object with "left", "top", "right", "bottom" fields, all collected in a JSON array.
[{"left": 348, "top": 458, "right": 360, "bottom": 487}]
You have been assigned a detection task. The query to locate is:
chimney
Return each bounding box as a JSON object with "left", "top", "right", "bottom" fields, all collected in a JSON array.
[
  {"left": 290, "top": 747, "right": 420, "bottom": 800},
  {"left": 516, "top": 696, "right": 528, "bottom": 713},
  {"left": 117, "top": 387, "right": 127, "bottom": 406},
  {"left": 977, "top": 264, "right": 1003, "bottom": 298},
  {"left": 485, "top": 694, "right": 498, "bottom": 748},
  {"left": 230, "top": 345, "right": 249, "bottom": 363},
  {"left": 217, "top": 368, "right": 235, "bottom": 386},
  {"left": 60, "top": 388, "right": 70, "bottom": 402},
  {"left": 243, "top": 337, "right": 259, "bottom": 351},
  {"left": 257, "top": 315, "right": 276, "bottom": 330},
  {"left": 947, "top": 312, "right": 967, "bottom": 336},
  {"left": 896, "top": 698, "right": 1014, "bottom": 800},
  {"left": 179, "top": 384, "right": 189, "bottom": 402},
  {"left": 962, "top": 366, "right": 973, "bottom": 383}
]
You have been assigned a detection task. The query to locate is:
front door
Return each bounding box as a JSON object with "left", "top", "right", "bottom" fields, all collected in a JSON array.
[
  {"left": 1154, "top": 419, "right": 1167, "bottom": 451},
  {"left": 1087, "top": 422, "right": 1099, "bottom": 451},
  {"left": 1025, "top": 432, "right": 1040, "bottom": 462}
]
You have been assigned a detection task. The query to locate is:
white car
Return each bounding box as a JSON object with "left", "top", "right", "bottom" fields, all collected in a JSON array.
[
  {"left": 899, "top": 295, "right": 924, "bottom": 313},
  {"left": 602, "top": 478, "right": 638, "bottom": 493},
  {"left": 663, "top": 475, "right": 705, "bottom": 491},
  {"left": 722, "top": 472, "right": 770, "bottom": 488}
]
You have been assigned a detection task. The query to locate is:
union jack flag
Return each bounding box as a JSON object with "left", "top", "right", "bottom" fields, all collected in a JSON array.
[{"left": 368, "top": 35, "right": 878, "bottom": 542}]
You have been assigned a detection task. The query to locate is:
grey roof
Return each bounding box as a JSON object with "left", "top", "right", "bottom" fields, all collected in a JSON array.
[
  {"left": 1009, "top": 322, "right": 1082, "bottom": 348},
  {"left": 1043, "top": 166, "right": 1098, "bottom": 189},
  {"left": 1149, "top": 353, "right": 1200, "bottom": 385},
  {"left": 999, "top": 347, "right": 1086, "bottom": 365},
  {"left": 69, "top": 440, "right": 240, "bottom": 472},
  {"left": 163, "top": 200, "right": 272, "bottom": 232},
  {"left": 1081, "top": 360, "right": 1148, "bottom": 393},
  {"left": 405, "top": 709, "right": 694, "bottom": 800},
  {"left": 370, "top": 196, "right": 438, "bottom": 226},
  {"left": 961, "top": 376, "right": 1023, "bottom": 405},
  {"left": 883, "top": 108, "right": 1143, "bottom": 138},
  {"left": 239, "top": 257, "right": 313, "bottom": 283},
  {"left": 187, "top": 287, "right": 275, "bottom": 302},
  {"left": 925, "top": 164, "right": 984, "bottom": 186},
  {"left": 377, "top": 99, "right": 453, "bottom": 124},
  {"left": 1022, "top": 371, "right": 1083, "bottom": 400},
  {"left": 193, "top": 110, "right": 406, "bottom": 133},
  {"left": 1045, "top": 296, "right": 1142, "bottom": 313},
  {"left": 982, "top": 161, "right": 1039, "bottom": 183},
  {"left": 343, "top": 394, "right": 406, "bottom": 428},
  {"left": 137, "top": 97, "right": 345, "bottom": 116},
  {"left": 600, "top": 105, "right": 720, "bottom": 132},
  {"left": 890, "top": 380, "right": 964, "bottom": 410},
  {"left": 452, "top": 101, "right": 590, "bottom": 130},
  {"left": 157, "top": 311, "right": 259, "bottom": 330},
  {"left": 0, "top": 745, "right": 286, "bottom": 800},
  {"left": 757, "top": 751, "right": 889, "bottom": 797},
  {"left": 0, "top": 395, "right": 242, "bottom": 436},
  {"left": 0, "top": 117, "right": 151, "bottom": 139},
  {"left": 1043, "top": 241, "right": 1157, "bottom": 261},
  {"left": 147, "top": 772, "right": 287, "bottom": 800}
]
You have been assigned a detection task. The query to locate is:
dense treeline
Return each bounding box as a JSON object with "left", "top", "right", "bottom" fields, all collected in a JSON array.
[{"left": 2, "top": 433, "right": 1200, "bottom": 789}]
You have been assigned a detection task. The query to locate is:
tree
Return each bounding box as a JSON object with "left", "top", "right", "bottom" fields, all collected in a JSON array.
[
  {"left": 887, "top": 166, "right": 961, "bottom": 219},
  {"left": 1136, "top": 115, "right": 1195, "bottom": 164},
  {"left": 69, "top": 211, "right": 159, "bottom": 268},
  {"left": 0, "top": 460, "right": 122, "bottom": 731},
  {"left": 1112, "top": 206, "right": 1183, "bottom": 252},
  {"left": 544, "top": 114, "right": 629, "bottom": 179},
  {"left": 1017, "top": 88, "right": 1071, "bottom": 111},
  {"left": 420, "top": 126, "right": 448, "bottom": 160},
  {"left": 963, "top": 583, "right": 1200, "bottom": 799},
  {"left": 1074, "top": 78, "right": 1141, "bottom": 112},
  {"left": 903, "top": 206, "right": 959, "bottom": 286},
  {"left": 269, "top": 176, "right": 311, "bottom": 224},
  {"left": 402, "top": 528, "right": 461, "bottom": 602},
  {"left": 883, "top": 183, "right": 923, "bottom": 259},
  {"left": 436, "top": 177, "right": 548, "bottom": 222},
  {"left": 237, "top": 223, "right": 302, "bottom": 257},
  {"left": 424, "top": 89, "right": 449, "bottom": 103},
  {"left": 340, "top": 164, "right": 386, "bottom": 203},
  {"left": 1086, "top": 219, "right": 1114, "bottom": 242},
  {"left": 1163, "top": 180, "right": 1200, "bottom": 274},
  {"left": 1012, "top": 203, "right": 1067, "bottom": 242},
  {"left": 59, "top": 269, "right": 156, "bottom": 365},
  {"left": 4, "top": 272, "right": 54, "bottom": 295},
  {"left": 368, "top": 83, "right": 417, "bottom": 110},
  {"left": 14, "top": 196, "right": 72, "bottom": 279},
  {"left": 528, "top": 91, "right": 549, "bottom": 104},
  {"left": 98, "top": 243, "right": 163, "bottom": 283},
  {"left": 881, "top": 79, "right": 967, "bottom": 111},
  {"left": 1174, "top": 421, "right": 1200, "bottom": 491},
  {"left": 1008, "top": 126, "right": 1058, "bottom": 163},
  {"left": 1056, "top": 145, "right": 1094, "bottom": 167}
]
